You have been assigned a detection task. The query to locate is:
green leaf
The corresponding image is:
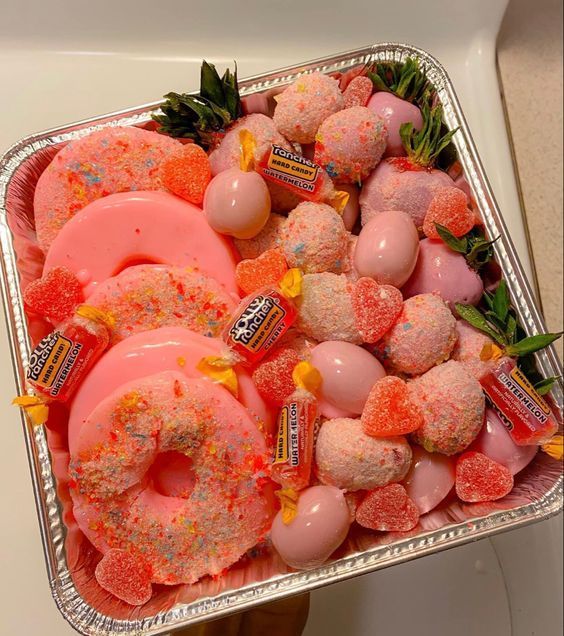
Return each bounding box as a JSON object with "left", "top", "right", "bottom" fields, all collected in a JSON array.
[
  {"left": 367, "top": 71, "right": 391, "bottom": 93},
  {"left": 534, "top": 376, "right": 560, "bottom": 396},
  {"left": 482, "top": 290, "right": 495, "bottom": 310},
  {"left": 506, "top": 313, "right": 518, "bottom": 344},
  {"left": 484, "top": 311, "right": 510, "bottom": 341},
  {"left": 200, "top": 60, "right": 225, "bottom": 107},
  {"left": 492, "top": 280, "right": 510, "bottom": 322},
  {"left": 505, "top": 332, "right": 563, "bottom": 356},
  {"left": 466, "top": 236, "right": 499, "bottom": 269},
  {"left": 455, "top": 304, "right": 506, "bottom": 345},
  {"left": 435, "top": 223, "right": 468, "bottom": 253}
]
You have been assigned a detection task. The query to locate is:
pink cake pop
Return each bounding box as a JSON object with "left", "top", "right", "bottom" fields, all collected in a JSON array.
[
  {"left": 451, "top": 320, "right": 496, "bottom": 379},
  {"left": 339, "top": 184, "right": 360, "bottom": 231},
  {"left": 403, "top": 446, "right": 455, "bottom": 514},
  {"left": 367, "top": 92, "right": 423, "bottom": 157}
]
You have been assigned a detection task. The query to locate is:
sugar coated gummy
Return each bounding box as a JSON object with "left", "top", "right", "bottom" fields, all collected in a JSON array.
[
  {"left": 361, "top": 376, "right": 424, "bottom": 437},
  {"left": 252, "top": 348, "right": 300, "bottom": 406},
  {"left": 24, "top": 266, "right": 84, "bottom": 324},
  {"left": 355, "top": 484, "right": 420, "bottom": 531},
  {"left": 273, "top": 72, "right": 344, "bottom": 144},
  {"left": 423, "top": 186, "right": 475, "bottom": 239},
  {"left": 95, "top": 549, "right": 153, "bottom": 606},
  {"left": 161, "top": 143, "right": 211, "bottom": 205},
  {"left": 235, "top": 248, "right": 288, "bottom": 295},
  {"left": 351, "top": 277, "right": 403, "bottom": 343},
  {"left": 455, "top": 451, "right": 514, "bottom": 503},
  {"left": 343, "top": 76, "right": 373, "bottom": 108}
]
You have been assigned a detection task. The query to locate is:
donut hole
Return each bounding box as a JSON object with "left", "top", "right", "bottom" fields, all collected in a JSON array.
[
  {"left": 149, "top": 451, "right": 196, "bottom": 499},
  {"left": 112, "top": 254, "right": 163, "bottom": 276}
]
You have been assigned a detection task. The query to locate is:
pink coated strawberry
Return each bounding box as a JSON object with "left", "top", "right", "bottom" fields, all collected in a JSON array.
[
  {"left": 95, "top": 549, "right": 152, "bottom": 606},
  {"left": 356, "top": 484, "right": 420, "bottom": 531},
  {"left": 23, "top": 267, "right": 84, "bottom": 324},
  {"left": 455, "top": 452, "right": 514, "bottom": 503},
  {"left": 351, "top": 277, "right": 403, "bottom": 343}
]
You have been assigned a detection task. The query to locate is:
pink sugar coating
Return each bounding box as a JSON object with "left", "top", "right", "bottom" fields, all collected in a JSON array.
[
  {"left": 23, "top": 266, "right": 84, "bottom": 324},
  {"left": 356, "top": 484, "right": 420, "bottom": 531},
  {"left": 455, "top": 451, "right": 514, "bottom": 502},
  {"left": 315, "top": 417, "right": 412, "bottom": 491},
  {"left": 297, "top": 273, "right": 361, "bottom": 344},
  {"left": 361, "top": 376, "right": 424, "bottom": 437},
  {"left": 273, "top": 72, "right": 344, "bottom": 144},
  {"left": 281, "top": 202, "right": 348, "bottom": 274},
  {"left": 252, "top": 348, "right": 300, "bottom": 406},
  {"left": 343, "top": 76, "right": 373, "bottom": 108},
  {"left": 451, "top": 320, "right": 496, "bottom": 380},
  {"left": 314, "top": 106, "right": 387, "bottom": 183},
  {"left": 377, "top": 293, "right": 457, "bottom": 375},
  {"left": 267, "top": 180, "right": 304, "bottom": 213},
  {"left": 351, "top": 277, "right": 403, "bottom": 343},
  {"left": 410, "top": 360, "right": 485, "bottom": 455},
  {"left": 278, "top": 329, "right": 318, "bottom": 359},
  {"left": 88, "top": 264, "right": 235, "bottom": 345},
  {"left": 234, "top": 213, "right": 286, "bottom": 260},
  {"left": 95, "top": 549, "right": 153, "bottom": 606},
  {"left": 34, "top": 126, "right": 181, "bottom": 251},
  {"left": 423, "top": 186, "right": 475, "bottom": 239}
]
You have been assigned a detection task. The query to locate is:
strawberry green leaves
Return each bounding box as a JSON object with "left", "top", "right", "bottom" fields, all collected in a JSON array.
[
  {"left": 534, "top": 376, "right": 560, "bottom": 396},
  {"left": 435, "top": 224, "right": 499, "bottom": 270},
  {"left": 367, "top": 57, "right": 430, "bottom": 104}
]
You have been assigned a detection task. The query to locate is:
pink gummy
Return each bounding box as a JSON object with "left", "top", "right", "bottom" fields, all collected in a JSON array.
[
  {"left": 95, "top": 549, "right": 153, "bottom": 606},
  {"left": 455, "top": 451, "right": 514, "bottom": 503},
  {"left": 161, "top": 143, "right": 211, "bottom": 205},
  {"left": 343, "top": 76, "right": 373, "bottom": 108},
  {"left": 361, "top": 376, "right": 423, "bottom": 437},
  {"left": 235, "top": 248, "right": 288, "bottom": 295},
  {"left": 423, "top": 187, "right": 475, "bottom": 239},
  {"left": 356, "top": 484, "right": 420, "bottom": 531},
  {"left": 23, "top": 266, "right": 84, "bottom": 324},
  {"left": 351, "top": 277, "right": 403, "bottom": 343},
  {"left": 252, "top": 347, "right": 300, "bottom": 406}
]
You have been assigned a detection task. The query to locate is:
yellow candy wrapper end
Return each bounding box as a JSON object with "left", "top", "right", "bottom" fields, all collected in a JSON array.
[
  {"left": 239, "top": 129, "right": 257, "bottom": 172},
  {"left": 197, "top": 355, "right": 239, "bottom": 397},
  {"left": 275, "top": 488, "right": 299, "bottom": 525},
  {"left": 330, "top": 190, "right": 350, "bottom": 214},
  {"left": 279, "top": 268, "right": 302, "bottom": 299},
  {"left": 542, "top": 435, "right": 563, "bottom": 461},
  {"left": 480, "top": 342, "right": 504, "bottom": 362},
  {"left": 12, "top": 395, "right": 49, "bottom": 427},
  {"left": 292, "top": 361, "right": 322, "bottom": 396},
  {"left": 76, "top": 304, "right": 115, "bottom": 329}
]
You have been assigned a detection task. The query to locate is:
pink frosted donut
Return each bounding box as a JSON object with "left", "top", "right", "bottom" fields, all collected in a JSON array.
[
  {"left": 377, "top": 293, "right": 457, "bottom": 375},
  {"left": 451, "top": 320, "right": 496, "bottom": 380},
  {"left": 233, "top": 213, "right": 286, "bottom": 259},
  {"left": 68, "top": 327, "right": 272, "bottom": 455},
  {"left": 315, "top": 417, "right": 412, "bottom": 491},
  {"left": 34, "top": 127, "right": 181, "bottom": 250},
  {"left": 314, "top": 106, "right": 387, "bottom": 183},
  {"left": 273, "top": 72, "right": 344, "bottom": 144},
  {"left": 297, "top": 273, "right": 361, "bottom": 343},
  {"left": 44, "top": 191, "right": 238, "bottom": 296},
  {"left": 88, "top": 264, "right": 235, "bottom": 345},
  {"left": 281, "top": 202, "right": 348, "bottom": 273},
  {"left": 70, "top": 371, "right": 272, "bottom": 585},
  {"left": 410, "top": 360, "right": 485, "bottom": 455}
]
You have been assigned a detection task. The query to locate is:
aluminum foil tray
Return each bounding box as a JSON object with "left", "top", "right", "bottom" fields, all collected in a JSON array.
[{"left": 0, "top": 43, "right": 562, "bottom": 635}]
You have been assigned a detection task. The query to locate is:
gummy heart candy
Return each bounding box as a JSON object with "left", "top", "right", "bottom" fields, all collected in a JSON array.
[
  {"left": 252, "top": 347, "right": 300, "bottom": 406},
  {"left": 356, "top": 484, "right": 420, "bottom": 531},
  {"left": 23, "top": 267, "right": 84, "bottom": 324},
  {"left": 94, "top": 549, "right": 152, "bottom": 606},
  {"left": 343, "top": 76, "right": 373, "bottom": 108},
  {"left": 361, "top": 376, "right": 423, "bottom": 437},
  {"left": 161, "top": 143, "right": 211, "bottom": 205},
  {"left": 423, "top": 187, "right": 474, "bottom": 239},
  {"left": 455, "top": 451, "right": 514, "bottom": 503},
  {"left": 235, "top": 248, "right": 288, "bottom": 295},
  {"left": 351, "top": 277, "right": 403, "bottom": 343}
]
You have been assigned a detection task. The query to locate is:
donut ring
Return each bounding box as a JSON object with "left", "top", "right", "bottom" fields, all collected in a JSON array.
[
  {"left": 87, "top": 264, "right": 235, "bottom": 345},
  {"left": 43, "top": 191, "right": 239, "bottom": 296},
  {"left": 70, "top": 371, "right": 272, "bottom": 585}
]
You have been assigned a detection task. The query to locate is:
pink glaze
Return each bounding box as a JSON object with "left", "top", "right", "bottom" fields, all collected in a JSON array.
[
  {"left": 402, "top": 238, "right": 484, "bottom": 312},
  {"left": 354, "top": 210, "right": 419, "bottom": 287},
  {"left": 403, "top": 446, "right": 455, "bottom": 514},
  {"left": 271, "top": 485, "right": 350, "bottom": 569},
  {"left": 44, "top": 191, "right": 238, "bottom": 296},
  {"left": 367, "top": 92, "right": 423, "bottom": 157},
  {"left": 70, "top": 372, "right": 272, "bottom": 585},
  {"left": 310, "top": 341, "right": 386, "bottom": 417},
  {"left": 68, "top": 327, "right": 272, "bottom": 454},
  {"left": 470, "top": 408, "right": 537, "bottom": 475}
]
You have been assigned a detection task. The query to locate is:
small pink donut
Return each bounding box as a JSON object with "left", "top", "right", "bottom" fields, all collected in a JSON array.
[
  {"left": 281, "top": 202, "right": 348, "bottom": 274},
  {"left": 70, "top": 371, "right": 272, "bottom": 585},
  {"left": 233, "top": 213, "right": 286, "bottom": 259},
  {"left": 377, "top": 293, "right": 457, "bottom": 375},
  {"left": 88, "top": 265, "right": 235, "bottom": 345},
  {"left": 315, "top": 417, "right": 412, "bottom": 491},
  {"left": 451, "top": 320, "right": 496, "bottom": 380},
  {"left": 410, "top": 360, "right": 485, "bottom": 455},
  {"left": 314, "top": 106, "right": 387, "bottom": 183},
  {"left": 297, "top": 273, "right": 361, "bottom": 343},
  {"left": 34, "top": 126, "right": 182, "bottom": 251},
  {"left": 273, "top": 72, "right": 344, "bottom": 144}
]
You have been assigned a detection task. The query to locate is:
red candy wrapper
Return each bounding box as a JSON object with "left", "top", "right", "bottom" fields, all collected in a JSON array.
[
  {"left": 26, "top": 305, "right": 111, "bottom": 402},
  {"left": 480, "top": 358, "right": 559, "bottom": 446}
]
